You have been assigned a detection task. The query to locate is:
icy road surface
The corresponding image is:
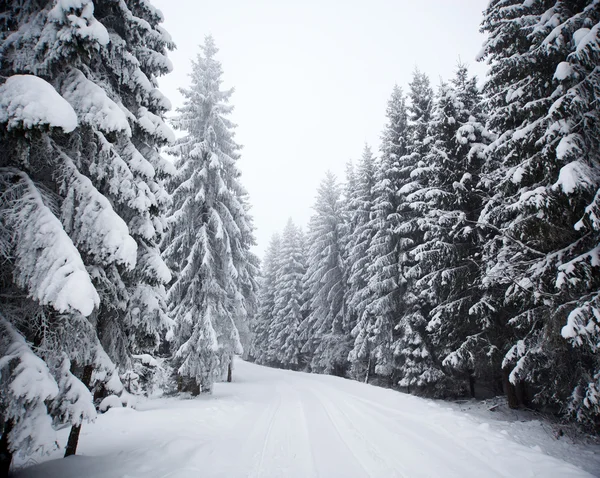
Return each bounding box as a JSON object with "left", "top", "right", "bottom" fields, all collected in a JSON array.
[{"left": 17, "top": 359, "right": 595, "bottom": 478}]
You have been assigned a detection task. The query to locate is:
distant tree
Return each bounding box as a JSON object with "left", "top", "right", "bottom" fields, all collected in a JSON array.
[
  {"left": 270, "top": 220, "right": 308, "bottom": 369},
  {"left": 251, "top": 234, "right": 282, "bottom": 365},
  {"left": 346, "top": 145, "right": 378, "bottom": 381},
  {"left": 360, "top": 85, "right": 410, "bottom": 384},
  {"left": 164, "top": 36, "right": 257, "bottom": 393},
  {"left": 301, "top": 172, "right": 348, "bottom": 375}
]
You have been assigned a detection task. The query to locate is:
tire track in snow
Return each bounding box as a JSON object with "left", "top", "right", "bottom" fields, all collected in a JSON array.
[
  {"left": 296, "top": 385, "right": 378, "bottom": 478},
  {"left": 336, "top": 389, "right": 561, "bottom": 478},
  {"left": 304, "top": 385, "right": 409, "bottom": 478},
  {"left": 282, "top": 378, "right": 319, "bottom": 478},
  {"left": 252, "top": 384, "right": 283, "bottom": 478},
  {"left": 335, "top": 392, "right": 504, "bottom": 478},
  {"left": 252, "top": 380, "right": 316, "bottom": 478}
]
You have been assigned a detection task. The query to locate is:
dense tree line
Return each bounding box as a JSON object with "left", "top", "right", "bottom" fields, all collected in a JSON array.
[
  {"left": 252, "top": 0, "right": 600, "bottom": 430},
  {"left": 0, "top": 3, "right": 256, "bottom": 472}
]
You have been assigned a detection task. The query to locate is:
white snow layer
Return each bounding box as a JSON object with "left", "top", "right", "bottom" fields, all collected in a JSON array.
[
  {"left": 0, "top": 75, "right": 78, "bottom": 132},
  {"left": 554, "top": 159, "right": 597, "bottom": 195},
  {"left": 8, "top": 173, "right": 100, "bottom": 316},
  {"left": 137, "top": 107, "right": 176, "bottom": 143},
  {"left": 48, "top": 0, "right": 109, "bottom": 46},
  {"left": 62, "top": 69, "right": 132, "bottom": 135},
  {"left": 14, "top": 359, "right": 598, "bottom": 478},
  {"left": 554, "top": 61, "right": 574, "bottom": 81}
]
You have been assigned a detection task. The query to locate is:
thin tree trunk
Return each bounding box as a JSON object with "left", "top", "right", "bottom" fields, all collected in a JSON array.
[
  {"left": 0, "top": 419, "right": 14, "bottom": 477},
  {"left": 227, "top": 361, "right": 232, "bottom": 383},
  {"left": 469, "top": 372, "right": 476, "bottom": 398},
  {"left": 502, "top": 366, "right": 519, "bottom": 409},
  {"left": 364, "top": 355, "right": 371, "bottom": 384},
  {"left": 64, "top": 364, "right": 94, "bottom": 457}
]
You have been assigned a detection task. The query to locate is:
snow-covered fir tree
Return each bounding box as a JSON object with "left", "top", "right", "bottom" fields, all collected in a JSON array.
[
  {"left": 389, "top": 69, "right": 440, "bottom": 394},
  {"left": 345, "top": 145, "right": 379, "bottom": 381},
  {"left": 301, "top": 172, "right": 349, "bottom": 375},
  {"left": 164, "top": 36, "right": 257, "bottom": 394},
  {"left": 356, "top": 86, "right": 409, "bottom": 384},
  {"left": 269, "top": 220, "right": 308, "bottom": 369},
  {"left": 0, "top": 0, "right": 174, "bottom": 466},
  {"left": 478, "top": 0, "right": 600, "bottom": 426},
  {"left": 408, "top": 66, "right": 492, "bottom": 397},
  {"left": 251, "top": 233, "right": 282, "bottom": 365},
  {"left": 340, "top": 160, "right": 358, "bottom": 347}
]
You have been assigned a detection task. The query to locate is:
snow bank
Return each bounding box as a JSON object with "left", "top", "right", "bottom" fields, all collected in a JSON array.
[
  {"left": 0, "top": 75, "right": 78, "bottom": 132},
  {"left": 98, "top": 395, "right": 122, "bottom": 412}
]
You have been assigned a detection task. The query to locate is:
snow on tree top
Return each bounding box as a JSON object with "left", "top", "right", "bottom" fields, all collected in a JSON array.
[{"left": 0, "top": 75, "right": 78, "bottom": 132}]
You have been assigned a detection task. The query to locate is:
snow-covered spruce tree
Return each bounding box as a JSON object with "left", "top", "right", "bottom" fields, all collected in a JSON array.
[
  {"left": 269, "top": 220, "right": 308, "bottom": 369},
  {"left": 345, "top": 145, "right": 379, "bottom": 381},
  {"left": 236, "top": 237, "right": 260, "bottom": 361},
  {"left": 478, "top": 0, "right": 600, "bottom": 426},
  {"left": 355, "top": 86, "right": 409, "bottom": 385},
  {"left": 389, "top": 69, "right": 442, "bottom": 395},
  {"left": 340, "top": 160, "right": 358, "bottom": 344},
  {"left": 408, "top": 66, "right": 492, "bottom": 398},
  {"left": 301, "top": 172, "right": 349, "bottom": 375},
  {"left": 164, "top": 36, "right": 257, "bottom": 394},
  {"left": 1, "top": 0, "right": 174, "bottom": 462},
  {"left": 251, "top": 233, "right": 282, "bottom": 365}
]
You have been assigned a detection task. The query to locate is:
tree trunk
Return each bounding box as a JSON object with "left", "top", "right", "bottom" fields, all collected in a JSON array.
[
  {"left": 227, "top": 361, "right": 232, "bottom": 383},
  {"left": 469, "top": 372, "right": 476, "bottom": 398},
  {"left": 364, "top": 355, "right": 371, "bottom": 384},
  {"left": 502, "top": 366, "right": 519, "bottom": 409},
  {"left": 515, "top": 378, "right": 527, "bottom": 407},
  {"left": 64, "top": 364, "right": 94, "bottom": 457},
  {"left": 0, "top": 419, "right": 14, "bottom": 477}
]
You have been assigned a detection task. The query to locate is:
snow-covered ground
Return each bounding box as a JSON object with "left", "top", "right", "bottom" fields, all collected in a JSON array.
[{"left": 15, "top": 359, "right": 599, "bottom": 478}]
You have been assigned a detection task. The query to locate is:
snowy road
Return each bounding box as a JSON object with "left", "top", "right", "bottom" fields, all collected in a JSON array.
[{"left": 17, "top": 359, "right": 596, "bottom": 478}]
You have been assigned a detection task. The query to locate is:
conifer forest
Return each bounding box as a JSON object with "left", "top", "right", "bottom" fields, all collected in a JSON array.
[{"left": 1, "top": 1, "right": 599, "bottom": 477}]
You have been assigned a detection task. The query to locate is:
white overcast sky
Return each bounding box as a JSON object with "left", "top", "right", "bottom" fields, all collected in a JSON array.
[{"left": 152, "top": 0, "right": 489, "bottom": 257}]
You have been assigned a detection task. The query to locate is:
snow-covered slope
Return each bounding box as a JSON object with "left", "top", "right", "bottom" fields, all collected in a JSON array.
[{"left": 15, "top": 359, "right": 599, "bottom": 478}]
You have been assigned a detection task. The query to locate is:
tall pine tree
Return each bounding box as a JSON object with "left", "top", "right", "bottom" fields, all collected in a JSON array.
[
  {"left": 164, "top": 36, "right": 257, "bottom": 394},
  {"left": 360, "top": 86, "right": 409, "bottom": 384},
  {"left": 270, "top": 220, "right": 308, "bottom": 369},
  {"left": 301, "top": 172, "right": 348, "bottom": 375}
]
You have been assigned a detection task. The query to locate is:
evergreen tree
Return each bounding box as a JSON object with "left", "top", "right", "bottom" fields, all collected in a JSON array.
[
  {"left": 346, "top": 145, "right": 378, "bottom": 381},
  {"left": 301, "top": 172, "right": 348, "bottom": 375},
  {"left": 0, "top": 0, "right": 173, "bottom": 463},
  {"left": 408, "top": 66, "right": 492, "bottom": 397},
  {"left": 251, "top": 233, "right": 282, "bottom": 365},
  {"left": 359, "top": 86, "right": 409, "bottom": 383},
  {"left": 270, "top": 220, "right": 308, "bottom": 369},
  {"left": 164, "top": 36, "right": 257, "bottom": 394},
  {"left": 388, "top": 69, "right": 438, "bottom": 393},
  {"left": 479, "top": 0, "right": 600, "bottom": 425},
  {"left": 340, "top": 160, "right": 358, "bottom": 343}
]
